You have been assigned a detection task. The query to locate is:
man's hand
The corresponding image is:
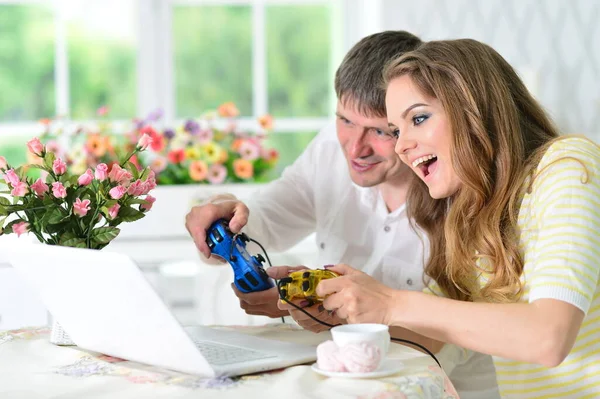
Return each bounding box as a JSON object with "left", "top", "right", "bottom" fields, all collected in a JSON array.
[
  {"left": 185, "top": 194, "right": 250, "bottom": 259},
  {"left": 231, "top": 265, "right": 309, "bottom": 318}
]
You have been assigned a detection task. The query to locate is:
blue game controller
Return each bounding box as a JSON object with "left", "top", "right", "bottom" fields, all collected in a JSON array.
[{"left": 206, "top": 218, "right": 274, "bottom": 293}]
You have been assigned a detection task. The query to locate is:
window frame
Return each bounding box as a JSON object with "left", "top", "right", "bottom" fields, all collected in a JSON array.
[{"left": 0, "top": 0, "right": 383, "bottom": 136}]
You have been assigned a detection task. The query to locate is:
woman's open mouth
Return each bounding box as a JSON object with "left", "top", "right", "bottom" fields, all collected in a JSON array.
[{"left": 412, "top": 155, "right": 438, "bottom": 178}]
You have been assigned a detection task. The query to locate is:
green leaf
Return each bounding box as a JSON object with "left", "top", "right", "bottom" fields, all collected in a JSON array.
[
  {"left": 125, "top": 162, "right": 140, "bottom": 180},
  {"left": 91, "top": 227, "right": 120, "bottom": 244},
  {"left": 26, "top": 164, "right": 49, "bottom": 171},
  {"left": 43, "top": 151, "right": 56, "bottom": 169},
  {"left": 117, "top": 206, "right": 145, "bottom": 222},
  {"left": 47, "top": 207, "right": 68, "bottom": 224},
  {"left": 0, "top": 197, "right": 10, "bottom": 207},
  {"left": 59, "top": 232, "right": 87, "bottom": 248}
]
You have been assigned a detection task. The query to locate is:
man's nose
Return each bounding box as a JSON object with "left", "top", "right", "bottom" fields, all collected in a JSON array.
[{"left": 349, "top": 130, "right": 369, "bottom": 159}]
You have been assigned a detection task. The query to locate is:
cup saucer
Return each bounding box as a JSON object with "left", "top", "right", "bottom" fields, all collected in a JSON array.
[{"left": 311, "top": 359, "right": 404, "bottom": 379}]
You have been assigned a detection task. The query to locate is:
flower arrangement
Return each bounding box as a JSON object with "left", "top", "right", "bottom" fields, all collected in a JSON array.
[
  {"left": 0, "top": 134, "right": 156, "bottom": 249},
  {"left": 32, "top": 103, "right": 279, "bottom": 186},
  {"left": 130, "top": 102, "right": 280, "bottom": 185}
]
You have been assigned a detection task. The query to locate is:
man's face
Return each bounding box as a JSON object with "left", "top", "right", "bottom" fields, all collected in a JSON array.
[{"left": 336, "top": 100, "right": 409, "bottom": 187}]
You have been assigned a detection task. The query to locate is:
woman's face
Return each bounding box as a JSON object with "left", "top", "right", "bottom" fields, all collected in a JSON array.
[{"left": 386, "top": 75, "right": 462, "bottom": 199}]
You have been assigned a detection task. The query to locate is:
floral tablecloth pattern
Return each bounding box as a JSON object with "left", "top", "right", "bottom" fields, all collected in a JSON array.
[{"left": 0, "top": 325, "right": 459, "bottom": 399}]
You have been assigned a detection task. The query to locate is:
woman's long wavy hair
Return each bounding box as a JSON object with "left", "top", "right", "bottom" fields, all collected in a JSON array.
[{"left": 383, "top": 39, "right": 560, "bottom": 302}]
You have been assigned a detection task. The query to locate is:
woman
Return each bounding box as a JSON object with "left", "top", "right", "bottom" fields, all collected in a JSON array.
[{"left": 317, "top": 39, "right": 600, "bottom": 398}]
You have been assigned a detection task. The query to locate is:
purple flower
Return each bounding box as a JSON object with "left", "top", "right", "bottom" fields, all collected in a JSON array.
[
  {"left": 163, "top": 129, "right": 175, "bottom": 139},
  {"left": 184, "top": 120, "right": 200, "bottom": 135},
  {"left": 146, "top": 108, "right": 163, "bottom": 122}
]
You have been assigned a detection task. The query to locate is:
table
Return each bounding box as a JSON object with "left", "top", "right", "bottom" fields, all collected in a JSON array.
[{"left": 0, "top": 324, "right": 459, "bottom": 399}]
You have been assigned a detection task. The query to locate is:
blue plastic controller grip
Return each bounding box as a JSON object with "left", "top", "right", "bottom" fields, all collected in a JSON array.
[{"left": 206, "top": 218, "right": 274, "bottom": 293}]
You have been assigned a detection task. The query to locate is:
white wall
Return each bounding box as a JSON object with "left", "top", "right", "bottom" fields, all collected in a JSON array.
[{"left": 380, "top": 0, "right": 600, "bottom": 139}]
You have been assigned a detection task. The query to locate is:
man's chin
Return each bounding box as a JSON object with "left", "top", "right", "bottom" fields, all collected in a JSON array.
[{"left": 349, "top": 172, "right": 381, "bottom": 188}]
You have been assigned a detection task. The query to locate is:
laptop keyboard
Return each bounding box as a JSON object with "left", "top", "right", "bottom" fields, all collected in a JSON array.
[{"left": 193, "top": 340, "right": 277, "bottom": 366}]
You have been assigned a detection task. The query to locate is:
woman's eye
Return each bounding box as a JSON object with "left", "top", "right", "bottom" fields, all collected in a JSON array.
[
  {"left": 392, "top": 129, "right": 400, "bottom": 138},
  {"left": 413, "top": 114, "right": 429, "bottom": 125}
]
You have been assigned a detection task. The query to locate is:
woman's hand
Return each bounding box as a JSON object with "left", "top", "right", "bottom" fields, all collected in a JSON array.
[{"left": 317, "top": 264, "right": 399, "bottom": 325}]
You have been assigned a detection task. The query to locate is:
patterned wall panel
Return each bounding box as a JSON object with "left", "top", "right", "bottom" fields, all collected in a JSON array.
[{"left": 382, "top": 0, "right": 600, "bottom": 138}]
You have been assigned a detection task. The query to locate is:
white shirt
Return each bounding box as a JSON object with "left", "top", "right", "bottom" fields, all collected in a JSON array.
[
  {"left": 246, "top": 122, "right": 427, "bottom": 291},
  {"left": 245, "top": 122, "right": 500, "bottom": 399}
]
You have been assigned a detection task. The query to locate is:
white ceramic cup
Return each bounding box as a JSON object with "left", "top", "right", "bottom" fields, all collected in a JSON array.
[{"left": 330, "top": 323, "right": 391, "bottom": 362}]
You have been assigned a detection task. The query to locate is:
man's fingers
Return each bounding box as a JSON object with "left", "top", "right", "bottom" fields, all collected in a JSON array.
[
  {"left": 267, "top": 265, "right": 309, "bottom": 279},
  {"left": 231, "top": 284, "right": 278, "bottom": 304},
  {"left": 229, "top": 203, "right": 250, "bottom": 233}
]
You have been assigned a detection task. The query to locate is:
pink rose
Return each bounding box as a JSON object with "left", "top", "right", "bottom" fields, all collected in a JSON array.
[
  {"left": 4, "top": 169, "right": 20, "bottom": 186},
  {"left": 27, "top": 138, "right": 44, "bottom": 156},
  {"left": 109, "top": 185, "right": 127, "bottom": 200},
  {"left": 127, "top": 180, "right": 144, "bottom": 196},
  {"left": 73, "top": 198, "right": 91, "bottom": 217},
  {"left": 0, "top": 156, "right": 7, "bottom": 170},
  {"left": 95, "top": 163, "right": 108, "bottom": 181},
  {"left": 52, "top": 182, "right": 67, "bottom": 199},
  {"left": 137, "top": 133, "right": 153, "bottom": 150},
  {"left": 12, "top": 221, "right": 29, "bottom": 237},
  {"left": 107, "top": 203, "right": 120, "bottom": 220},
  {"left": 141, "top": 195, "right": 156, "bottom": 211},
  {"left": 31, "top": 178, "right": 49, "bottom": 196},
  {"left": 108, "top": 165, "right": 133, "bottom": 185},
  {"left": 78, "top": 169, "right": 94, "bottom": 186},
  {"left": 10, "top": 181, "right": 28, "bottom": 197},
  {"left": 52, "top": 158, "right": 67, "bottom": 175}
]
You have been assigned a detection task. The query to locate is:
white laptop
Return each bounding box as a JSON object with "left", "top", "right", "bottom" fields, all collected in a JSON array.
[{"left": 5, "top": 242, "right": 317, "bottom": 377}]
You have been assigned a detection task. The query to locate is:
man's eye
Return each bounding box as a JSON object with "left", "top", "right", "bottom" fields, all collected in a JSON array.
[{"left": 413, "top": 114, "right": 429, "bottom": 125}]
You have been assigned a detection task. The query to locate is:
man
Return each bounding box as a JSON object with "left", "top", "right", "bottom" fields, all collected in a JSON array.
[{"left": 186, "top": 31, "right": 499, "bottom": 399}]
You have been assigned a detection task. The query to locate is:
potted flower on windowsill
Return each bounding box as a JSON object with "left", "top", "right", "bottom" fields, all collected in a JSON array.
[{"left": 0, "top": 133, "right": 156, "bottom": 345}]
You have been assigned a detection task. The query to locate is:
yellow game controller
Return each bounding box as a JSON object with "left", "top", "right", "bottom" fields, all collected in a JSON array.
[{"left": 277, "top": 269, "right": 339, "bottom": 304}]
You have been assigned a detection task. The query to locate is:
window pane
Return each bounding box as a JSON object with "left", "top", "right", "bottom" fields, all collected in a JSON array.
[
  {"left": 266, "top": 5, "right": 331, "bottom": 118},
  {"left": 0, "top": 135, "right": 29, "bottom": 168},
  {"left": 262, "top": 131, "right": 318, "bottom": 181},
  {"left": 174, "top": 6, "right": 252, "bottom": 118},
  {"left": 0, "top": 5, "right": 55, "bottom": 121},
  {"left": 67, "top": 1, "right": 137, "bottom": 119}
]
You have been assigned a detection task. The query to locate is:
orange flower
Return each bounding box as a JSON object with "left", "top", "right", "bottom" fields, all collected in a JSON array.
[
  {"left": 38, "top": 118, "right": 52, "bottom": 126},
  {"left": 258, "top": 114, "right": 273, "bottom": 130},
  {"left": 233, "top": 159, "right": 253, "bottom": 180},
  {"left": 231, "top": 138, "right": 244, "bottom": 151},
  {"left": 217, "top": 102, "right": 240, "bottom": 118},
  {"left": 86, "top": 134, "right": 110, "bottom": 157},
  {"left": 218, "top": 148, "right": 229, "bottom": 163},
  {"left": 189, "top": 160, "right": 208, "bottom": 181}
]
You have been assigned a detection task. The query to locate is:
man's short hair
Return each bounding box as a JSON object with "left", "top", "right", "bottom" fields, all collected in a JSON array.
[{"left": 334, "top": 30, "right": 422, "bottom": 118}]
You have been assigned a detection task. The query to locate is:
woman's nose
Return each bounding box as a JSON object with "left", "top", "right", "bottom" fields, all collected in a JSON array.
[{"left": 395, "top": 133, "right": 417, "bottom": 156}]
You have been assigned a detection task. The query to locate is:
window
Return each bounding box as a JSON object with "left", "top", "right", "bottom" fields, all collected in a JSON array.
[
  {"left": 0, "top": 4, "right": 55, "bottom": 121},
  {"left": 0, "top": 0, "right": 349, "bottom": 180}
]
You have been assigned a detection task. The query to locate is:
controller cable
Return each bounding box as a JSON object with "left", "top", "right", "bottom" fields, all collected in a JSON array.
[{"left": 237, "top": 234, "right": 442, "bottom": 369}]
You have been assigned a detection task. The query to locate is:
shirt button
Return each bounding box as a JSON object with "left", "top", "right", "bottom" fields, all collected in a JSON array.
[
  {"left": 384, "top": 225, "right": 391, "bottom": 232},
  {"left": 320, "top": 242, "right": 325, "bottom": 249},
  {"left": 406, "top": 278, "right": 413, "bottom": 286}
]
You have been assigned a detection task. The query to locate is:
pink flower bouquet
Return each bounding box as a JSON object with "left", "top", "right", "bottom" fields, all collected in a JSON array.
[{"left": 0, "top": 134, "right": 156, "bottom": 249}]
